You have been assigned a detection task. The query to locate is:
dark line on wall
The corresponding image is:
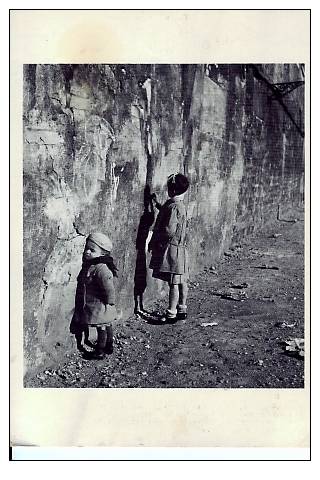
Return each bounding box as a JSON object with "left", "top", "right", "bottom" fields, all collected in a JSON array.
[{"left": 249, "top": 65, "right": 305, "bottom": 138}]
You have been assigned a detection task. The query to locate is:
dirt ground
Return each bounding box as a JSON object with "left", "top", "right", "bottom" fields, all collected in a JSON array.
[{"left": 26, "top": 208, "right": 305, "bottom": 388}]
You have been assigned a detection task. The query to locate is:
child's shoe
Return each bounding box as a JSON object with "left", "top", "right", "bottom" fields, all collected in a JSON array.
[
  {"left": 90, "top": 350, "right": 105, "bottom": 360},
  {"left": 90, "top": 329, "right": 107, "bottom": 360},
  {"left": 176, "top": 304, "right": 187, "bottom": 321},
  {"left": 105, "top": 341, "right": 113, "bottom": 354},
  {"left": 161, "top": 309, "right": 177, "bottom": 324},
  {"left": 84, "top": 339, "right": 95, "bottom": 349}
]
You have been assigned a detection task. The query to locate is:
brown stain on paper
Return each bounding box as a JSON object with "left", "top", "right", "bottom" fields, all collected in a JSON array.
[{"left": 57, "top": 21, "right": 121, "bottom": 63}]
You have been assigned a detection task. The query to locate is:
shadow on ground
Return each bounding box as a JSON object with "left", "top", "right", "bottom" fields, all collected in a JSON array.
[{"left": 25, "top": 209, "right": 305, "bottom": 388}]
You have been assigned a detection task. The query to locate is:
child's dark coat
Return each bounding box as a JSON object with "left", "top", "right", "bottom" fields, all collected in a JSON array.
[
  {"left": 149, "top": 196, "right": 188, "bottom": 275},
  {"left": 70, "top": 261, "right": 117, "bottom": 333}
]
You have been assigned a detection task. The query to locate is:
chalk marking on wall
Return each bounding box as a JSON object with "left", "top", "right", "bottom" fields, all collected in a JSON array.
[
  {"left": 133, "top": 103, "right": 145, "bottom": 121},
  {"left": 82, "top": 148, "right": 101, "bottom": 203},
  {"left": 110, "top": 161, "right": 120, "bottom": 208},
  {"left": 74, "top": 116, "right": 116, "bottom": 204}
]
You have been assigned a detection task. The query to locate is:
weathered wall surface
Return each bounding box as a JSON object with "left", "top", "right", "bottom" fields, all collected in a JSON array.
[{"left": 23, "top": 64, "right": 304, "bottom": 369}]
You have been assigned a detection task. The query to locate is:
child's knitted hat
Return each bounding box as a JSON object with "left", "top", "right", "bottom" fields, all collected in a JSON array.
[{"left": 87, "top": 232, "right": 113, "bottom": 252}]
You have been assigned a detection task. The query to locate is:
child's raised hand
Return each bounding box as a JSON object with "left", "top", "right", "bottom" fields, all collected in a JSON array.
[
  {"left": 147, "top": 238, "right": 154, "bottom": 252},
  {"left": 151, "top": 193, "right": 162, "bottom": 210}
]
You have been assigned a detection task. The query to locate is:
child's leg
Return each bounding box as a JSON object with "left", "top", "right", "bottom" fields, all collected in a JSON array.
[
  {"left": 179, "top": 283, "right": 188, "bottom": 305},
  {"left": 167, "top": 284, "right": 179, "bottom": 318},
  {"left": 83, "top": 326, "right": 95, "bottom": 348},
  {"left": 134, "top": 293, "right": 139, "bottom": 314},
  {"left": 177, "top": 282, "right": 188, "bottom": 319},
  {"left": 105, "top": 323, "right": 114, "bottom": 354},
  {"left": 139, "top": 293, "right": 144, "bottom": 312},
  {"left": 134, "top": 293, "right": 144, "bottom": 314},
  {"left": 75, "top": 332, "right": 84, "bottom": 351},
  {"left": 83, "top": 326, "right": 90, "bottom": 342},
  {"left": 92, "top": 326, "right": 107, "bottom": 359},
  {"left": 178, "top": 282, "right": 188, "bottom": 305}
]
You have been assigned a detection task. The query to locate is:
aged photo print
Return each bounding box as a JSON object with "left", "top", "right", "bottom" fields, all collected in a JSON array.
[
  {"left": 10, "top": 10, "right": 310, "bottom": 452},
  {"left": 23, "top": 63, "right": 305, "bottom": 389}
]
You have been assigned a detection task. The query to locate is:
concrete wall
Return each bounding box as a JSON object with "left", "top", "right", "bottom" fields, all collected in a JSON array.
[{"left": 23, "top": 64, "right": 304, "bottom": 369}]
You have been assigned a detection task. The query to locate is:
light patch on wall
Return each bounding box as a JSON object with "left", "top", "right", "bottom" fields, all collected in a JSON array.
[
  {"left": 44, "top": 180, "right": 80, "bottom": 237},
  {"left": 194, "top": 177, "right": 224, "bottom": 227},
  {"left": 73, "top": 116, "right": 115, "bottom": 203},
  {"left": 70, "top": 94, "right": 92, "bottom": 111},
  {"left": 187, "top": 200, "right": 197, "bottom": 220},
  {"left": 201, "top": 76, "right": 227, "bottom": 138},
  {"left": 206, "top": 179, "right": 225, "bottom": 218},
  {"left": 115, "top": 112, "right": 147, "bottom": 185},
  {"left": 82, "top": 116, "right": 115, "bottom": 157},
  {"left": 224, "top": 147, "right": 245, "bottom": 221},
  {"left": 36, "top": 236, "right": 86, "bottom": 341},
  {"left": 142, "top": 78, "right": 152, "bottom": 115},
  {"left": 219, "top": 147, "right": 245, "bottom": 251},
  {"left": 152, "top": 147, "right": 183, "bottom": 191},
  {"left": 25, "top": 127, "right": 64, "bottom": 145}
]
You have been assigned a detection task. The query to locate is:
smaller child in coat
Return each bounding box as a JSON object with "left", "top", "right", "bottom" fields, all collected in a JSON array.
[
  {"left": 149, "top": 173, "right": 190, "bottom": 323},
  {"left": 70, "top": 232, "right": 118, "bottom": 359}
]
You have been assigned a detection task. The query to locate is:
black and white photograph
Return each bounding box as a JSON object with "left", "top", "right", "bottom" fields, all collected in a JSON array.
[
  {"left": 22, "top": 62, "right": 305, "bottom": 389},
  {"left": 9, "top": 9, "right": 311, "bottom": 456}
]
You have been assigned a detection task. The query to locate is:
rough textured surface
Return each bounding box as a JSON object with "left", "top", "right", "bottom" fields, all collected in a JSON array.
[
  {"left": 23, "top": 64, "right": 304, "bottom": 371},
  {"left": 25, "top": 209, "right": 305, "bottom": 388}
]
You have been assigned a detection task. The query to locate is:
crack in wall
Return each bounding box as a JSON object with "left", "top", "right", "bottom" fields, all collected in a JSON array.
[
  {"left": 140, "top": 80, "right": 153, "bottom": 187},
  {"left": 23, "top": 64, "right": 305, "bottom": 368},
  {"left": 40, "top": 279, "right": 48, "bottom": 306}
]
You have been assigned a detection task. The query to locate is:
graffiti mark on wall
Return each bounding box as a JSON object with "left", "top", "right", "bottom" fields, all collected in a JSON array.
[
  {"left": 73, "top": 116, "right": 116, "bottom": 204},
  {"left": 110, "top": 161, "right": 120, "bottom": 208}
]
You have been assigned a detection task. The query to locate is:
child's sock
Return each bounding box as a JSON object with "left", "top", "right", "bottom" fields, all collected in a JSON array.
[
  {"left": 166, "top": 308, "right": 177, "bottom": 319},
  {"left": 83, "top": 326, "right": 95, "bottom": 348}
]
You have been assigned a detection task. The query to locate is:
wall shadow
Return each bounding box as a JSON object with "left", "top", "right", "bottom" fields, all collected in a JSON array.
[{"left": 134, "top": 185, "right": 155, "bottom": 314}]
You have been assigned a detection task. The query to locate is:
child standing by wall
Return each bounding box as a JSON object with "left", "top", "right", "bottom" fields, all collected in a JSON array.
[
  {"left": 70, "top": 232, "right": 118, "bottom": 359},
  {"left": 149, "top": 173, "right": 190, "bottom": 323}
]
